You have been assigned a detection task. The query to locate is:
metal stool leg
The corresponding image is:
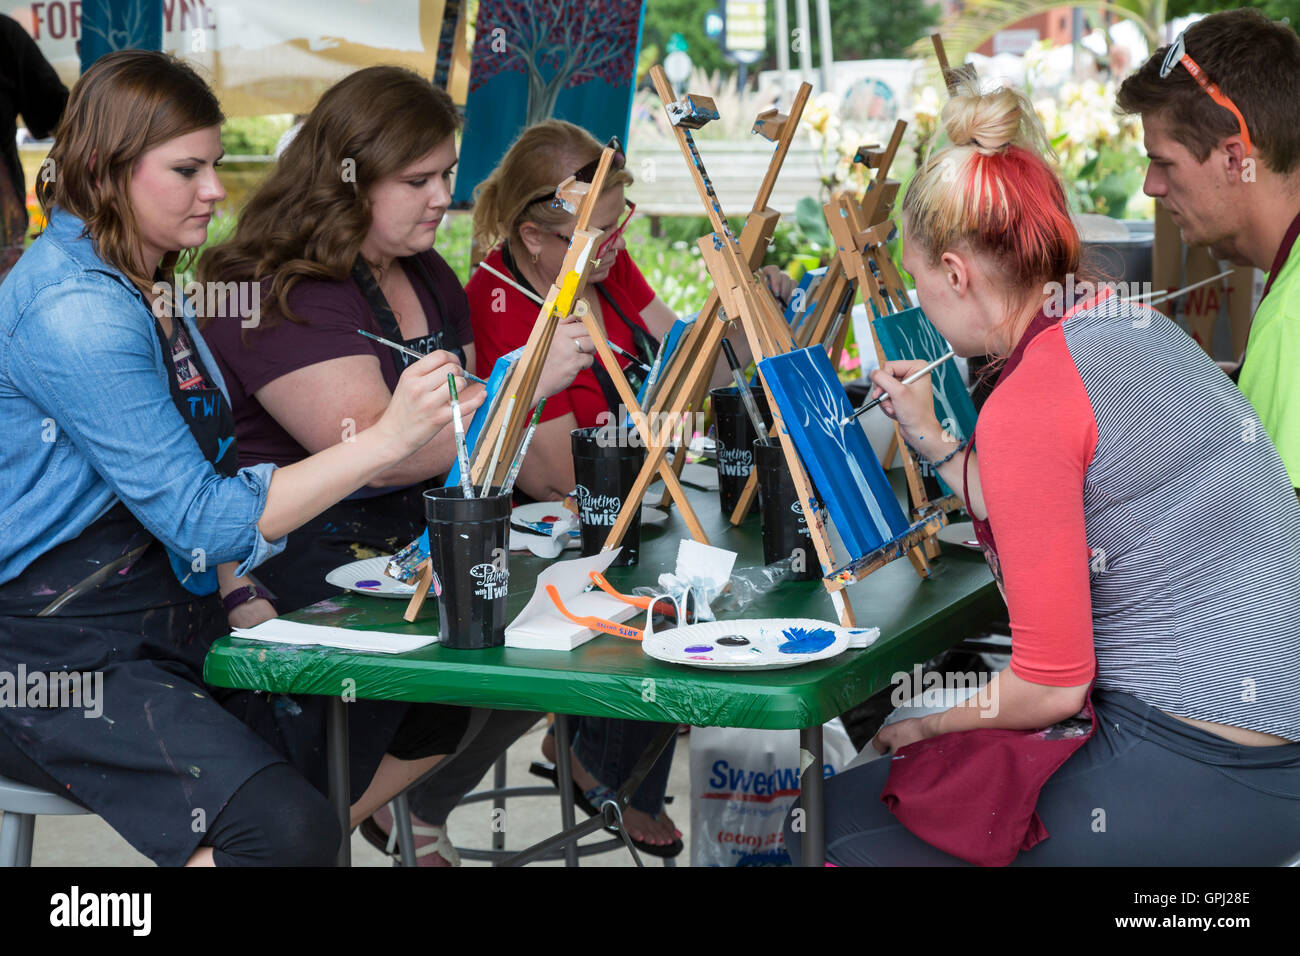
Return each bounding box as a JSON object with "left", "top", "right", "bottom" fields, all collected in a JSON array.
[
  {"left": 391, "top": 793, "right": 418, "bottom": 868},
  {"left": 0, "top": 812, "right": 25, "bottom": 867},
  {"left": 552, "top": 716, "right": 580, "bottom": 868},
  {"left": 16, "top": 813, "right": 34, "bottom": 866}
]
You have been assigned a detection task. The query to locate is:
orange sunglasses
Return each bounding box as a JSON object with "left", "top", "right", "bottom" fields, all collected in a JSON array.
[
  {"left": 1160, "top": 30, "right": 1253, "bottom": 157},
  {"left": 545, "top": 574, "right": 697, "bottom": 642}
]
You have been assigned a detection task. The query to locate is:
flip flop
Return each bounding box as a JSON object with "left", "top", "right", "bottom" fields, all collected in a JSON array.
[
  {"left": 527, "top": 761, "right": 683, "bottom": 859},
  {"left": 359, "top": 811, "right": 462, "bottom": 867}
]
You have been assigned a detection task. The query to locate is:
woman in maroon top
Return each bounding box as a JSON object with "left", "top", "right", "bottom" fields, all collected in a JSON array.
[{"left": 198, "top": 68, "right": 588, "bottom": 865}]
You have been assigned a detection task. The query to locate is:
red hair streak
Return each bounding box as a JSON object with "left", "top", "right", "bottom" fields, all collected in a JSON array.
[{"left": 963, "top": 147, "right": 1081, "bottom": 286}]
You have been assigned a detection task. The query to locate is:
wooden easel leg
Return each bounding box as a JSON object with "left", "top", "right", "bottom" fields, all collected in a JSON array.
[
  {"left": 403, "top": 562, "right": 435, "bottom": 623},
  {"left": 906, "top": 546, "right": 931, "bottom": 579},
  {"left": 729, "top": 469, "right": 759, "bottom": 526},
  {"left": 830, "top": 589, "right": 856, "bottom": 627}
]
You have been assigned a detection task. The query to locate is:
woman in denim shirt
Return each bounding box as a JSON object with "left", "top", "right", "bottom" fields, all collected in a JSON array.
[{"left": 0, "top": 51, "right": 484, "bottom": 866}]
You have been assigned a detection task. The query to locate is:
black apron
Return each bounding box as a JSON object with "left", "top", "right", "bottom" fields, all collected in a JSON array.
[
  {"left": 0, "top": 310, "right": 426, "bottom": 866},
  {"left": 251, "top": 255, "right": 469, "bottom": 613}
]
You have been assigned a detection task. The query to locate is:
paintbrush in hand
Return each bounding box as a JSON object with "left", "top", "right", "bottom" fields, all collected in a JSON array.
[{"left": 842, "top": 349, "right": 956, "bottom": 425}]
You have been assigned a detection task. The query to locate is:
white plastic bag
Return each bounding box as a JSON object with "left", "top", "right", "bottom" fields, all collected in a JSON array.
[{"left": 689, "top": 718, "right": 856, "bottom": 866}]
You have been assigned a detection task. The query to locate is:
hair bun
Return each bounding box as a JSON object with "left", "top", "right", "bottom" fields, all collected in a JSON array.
[{"left": 941, "top": 76, "right": 1038, "bottom": 157}]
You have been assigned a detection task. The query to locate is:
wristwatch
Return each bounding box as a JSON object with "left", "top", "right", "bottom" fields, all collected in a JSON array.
[{"left": 222, "top": 584, "right": 275, "bottom": 614}]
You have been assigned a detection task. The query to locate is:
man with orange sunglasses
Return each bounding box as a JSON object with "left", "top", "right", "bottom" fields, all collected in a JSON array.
[{"left": 1118, "top": 10, "right": 1300, "bottom": 493}]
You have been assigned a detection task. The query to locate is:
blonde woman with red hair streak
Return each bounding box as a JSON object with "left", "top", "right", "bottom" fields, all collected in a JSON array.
[{"left": 785, "top": 77, "right": 1300, "bottom": 866}]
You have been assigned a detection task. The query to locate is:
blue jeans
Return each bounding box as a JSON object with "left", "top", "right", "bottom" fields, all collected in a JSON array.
[{"left": 569, "top": 717, "right": 678, "bottom": 816}]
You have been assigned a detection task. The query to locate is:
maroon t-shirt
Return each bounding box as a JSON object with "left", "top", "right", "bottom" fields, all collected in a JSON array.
[{"left": 201, "top": 249, "right": 472, "bottom": 470}]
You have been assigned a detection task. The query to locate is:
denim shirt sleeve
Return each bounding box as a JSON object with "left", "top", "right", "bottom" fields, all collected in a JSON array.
[{"left": 9, "top": 274, "right": 286, "bottom": 574}]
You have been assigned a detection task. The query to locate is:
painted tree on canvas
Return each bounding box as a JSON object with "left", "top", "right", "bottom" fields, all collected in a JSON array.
[
  {"left": 897, "top": 315, "right": 967, "bottom": 445},
  {"left": 471, "top": 0, "right": 642, "bottom": 127},
  {"left": 791, "top": 354, "right": 895, "bottom": 544}
]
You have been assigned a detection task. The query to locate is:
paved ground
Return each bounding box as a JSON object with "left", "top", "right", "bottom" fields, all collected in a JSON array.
[{"left": 16, "top": 716, "right": 697, "bottom": 868}]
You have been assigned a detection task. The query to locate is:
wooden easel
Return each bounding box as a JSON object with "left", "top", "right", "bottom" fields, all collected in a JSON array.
[
  {"left": 597, "top": 77, "right": 813, "bottom": 553},
  {"left": 650, "top": 82, "right": 815, "bottom": 511},
  {"left": 725, "top": 119, "right": 908, "bottom": 526},
  {"left": 644, "top": 68, "right": 943, "bottom": 627},
  {"left": 402, "top": 146, "right": 705, "bottom": 619}
]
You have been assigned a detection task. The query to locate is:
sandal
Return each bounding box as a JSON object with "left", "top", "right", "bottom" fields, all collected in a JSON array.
[
  {"left": 528, "top": 761, "right": 683, "bottom": 859},
  {"left": 359, "top": 807, "right": 462, "bottom": 867}
]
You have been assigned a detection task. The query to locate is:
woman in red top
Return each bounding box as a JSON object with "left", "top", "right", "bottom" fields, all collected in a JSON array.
[
  {"left": 783, "top": 76, "right": 1300, "bottom": 866},
  {"left": 467, "top": 119, "right": 790, "bottom": 500},
  {"left": 466, "top": 120, "right": 792, "bottom": 855}
]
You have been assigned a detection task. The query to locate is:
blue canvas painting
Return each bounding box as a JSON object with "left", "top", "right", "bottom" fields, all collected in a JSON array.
[
  {"left": 759, "top": 347, "right": 910, "bottom": 560},
  {"left": 443, "top": 345, "right": 524, "bottom": 489},
  {"left": 872, "top": 307, "right": 978, "bottom": 493}
]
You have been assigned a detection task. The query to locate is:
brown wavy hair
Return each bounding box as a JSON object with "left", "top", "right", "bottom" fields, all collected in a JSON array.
[
  {"left": 471, "top": 119, "right": 634, "bottom": 255},
  {"left": 198, "top": 66, "right": 461, "bottom": 331},
  {"left": 36, "top": 50, "right": 223, "bottom": 295}
]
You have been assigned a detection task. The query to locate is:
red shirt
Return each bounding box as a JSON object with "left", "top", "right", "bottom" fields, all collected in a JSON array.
[{"left": 467, "top": 245, "right": 656, "bottom": 427}]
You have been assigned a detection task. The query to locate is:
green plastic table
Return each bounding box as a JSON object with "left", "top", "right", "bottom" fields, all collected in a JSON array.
[{"left": 204, "top": 477, "right": 1002, "bottom": 866}]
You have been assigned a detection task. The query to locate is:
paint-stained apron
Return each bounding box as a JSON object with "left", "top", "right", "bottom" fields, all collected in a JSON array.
[
  {"left": 0, "top": 315, "right": 410, "bottom": 866},
  {"left": 250, "top": 258, "right": 469, "bottom": 612}
]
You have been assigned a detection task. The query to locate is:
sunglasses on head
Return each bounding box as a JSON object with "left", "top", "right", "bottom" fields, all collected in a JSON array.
[
  {"left": 523, "top": 136, "right": 628, "bottom": 215},
  {"left": 1159, "top": 31, "right": 1253, "bottom": 157}
]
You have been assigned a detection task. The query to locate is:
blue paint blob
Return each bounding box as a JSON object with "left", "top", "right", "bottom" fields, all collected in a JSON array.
[
  {"left": 355, "top": 580, "right": 382, "bottom": 589},
  {"left": 684, "top": 644, "right": 714, "bottom": 653},
  {"left": 779, "top": 626, "right": 836, "bottom": 654}
]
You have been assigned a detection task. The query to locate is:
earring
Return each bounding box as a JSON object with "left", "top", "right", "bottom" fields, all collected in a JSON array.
[{"left": 530, "top": 252, "right": 538, "bottom": 264}]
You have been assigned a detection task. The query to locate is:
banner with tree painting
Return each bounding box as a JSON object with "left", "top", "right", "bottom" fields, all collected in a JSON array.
[{"left": 452, "top": 0, "right": 646, "bottom": 206}]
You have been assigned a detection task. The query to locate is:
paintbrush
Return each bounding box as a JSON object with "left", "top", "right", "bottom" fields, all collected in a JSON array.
[
  {"left": 447, "top": 373, "right": 477, "bottom": 499},
  {"left": 720, "top": 338, "right": 769, "bottom": 443},
  {"left": 841, "top": 349, "right": 956, "bottom": 425},
  {"left": 357, "top": 329, "right": 489, "bottom": 386},
  {"left": 500, "top": 401, "right": 546, "bottom": 496},
  {"left": 481, "top": 394, "right": 515, "bottom": 497},
  {"left": 475, "top": 263, "right": 652, "bottom": 373}
]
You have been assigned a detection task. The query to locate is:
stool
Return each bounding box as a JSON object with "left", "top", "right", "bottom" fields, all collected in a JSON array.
[{"left": 0, "top": 774, "right": 91, "bottom": 867}]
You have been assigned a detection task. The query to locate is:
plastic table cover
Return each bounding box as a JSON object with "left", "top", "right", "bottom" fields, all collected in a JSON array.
[{"left": 204, "top": 479, "right": 1002, "bottom": 730}]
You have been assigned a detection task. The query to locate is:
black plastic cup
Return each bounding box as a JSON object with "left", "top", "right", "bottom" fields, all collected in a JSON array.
[
  {"left": 754, "top": 438, "right": 822, "bottom": 581},
  {"left": 710, "top": 385, "right": 773, "bottom": 518},
  {"left": 424, "top": 487, "right": 511, "bottom": 649},
  {"left": 571, "top": 425, "right": 645, "bottom": 567}
]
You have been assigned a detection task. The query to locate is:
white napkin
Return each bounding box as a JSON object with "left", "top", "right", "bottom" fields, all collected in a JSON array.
[{"left": 232, "top": 619, "right": 437, "bottom": 654}]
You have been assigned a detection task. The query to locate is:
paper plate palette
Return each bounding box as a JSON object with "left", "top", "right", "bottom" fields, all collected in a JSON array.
[
  {"left": 937, "top": 520, "right": 981, "bottom": 551},
  {"left": 510, "top": 502, "right": 668, "bottom": 553},
  {"left": 642, "top": 618, "right": 852, "bottom": 670},
  {"left": 325, "top": 555, "right": 418, "bottom": 599}
]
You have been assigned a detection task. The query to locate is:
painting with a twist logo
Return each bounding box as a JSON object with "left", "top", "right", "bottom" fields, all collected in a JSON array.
[
  {"left": 470, "top": 563, "right": 509, "bottom": 600},
  {"left": 717, "top": 444, "right": 754, "bottom": 478},
  {"left": 790, "top": 499, "right": 811, "bottom": 537},
  {"left": 574, "top": 484, "right": 623, "bottom": 527}
]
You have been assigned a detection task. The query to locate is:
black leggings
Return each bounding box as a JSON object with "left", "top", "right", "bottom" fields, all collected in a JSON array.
[
  {"left": 201, "top": 701, "right": 464, "bottom": 865},
  {"left": 0, "top": 701, "right": 460, "bottom": 866}
]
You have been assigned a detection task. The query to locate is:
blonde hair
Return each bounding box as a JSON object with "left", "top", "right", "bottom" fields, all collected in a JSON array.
[
  {"left": 471, "top": 120, "right": 634, "bottom": 253},
  {"left": 902, "top": 75, "right": 1082, "bottom": 356}
]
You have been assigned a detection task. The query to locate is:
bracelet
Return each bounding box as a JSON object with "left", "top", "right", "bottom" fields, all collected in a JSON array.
[
  {"left": 222, "top": 584, "right": 274, "bottom": 615},
  {"left": 928, "top": 440, "right": 967, "bottom": 469}
]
